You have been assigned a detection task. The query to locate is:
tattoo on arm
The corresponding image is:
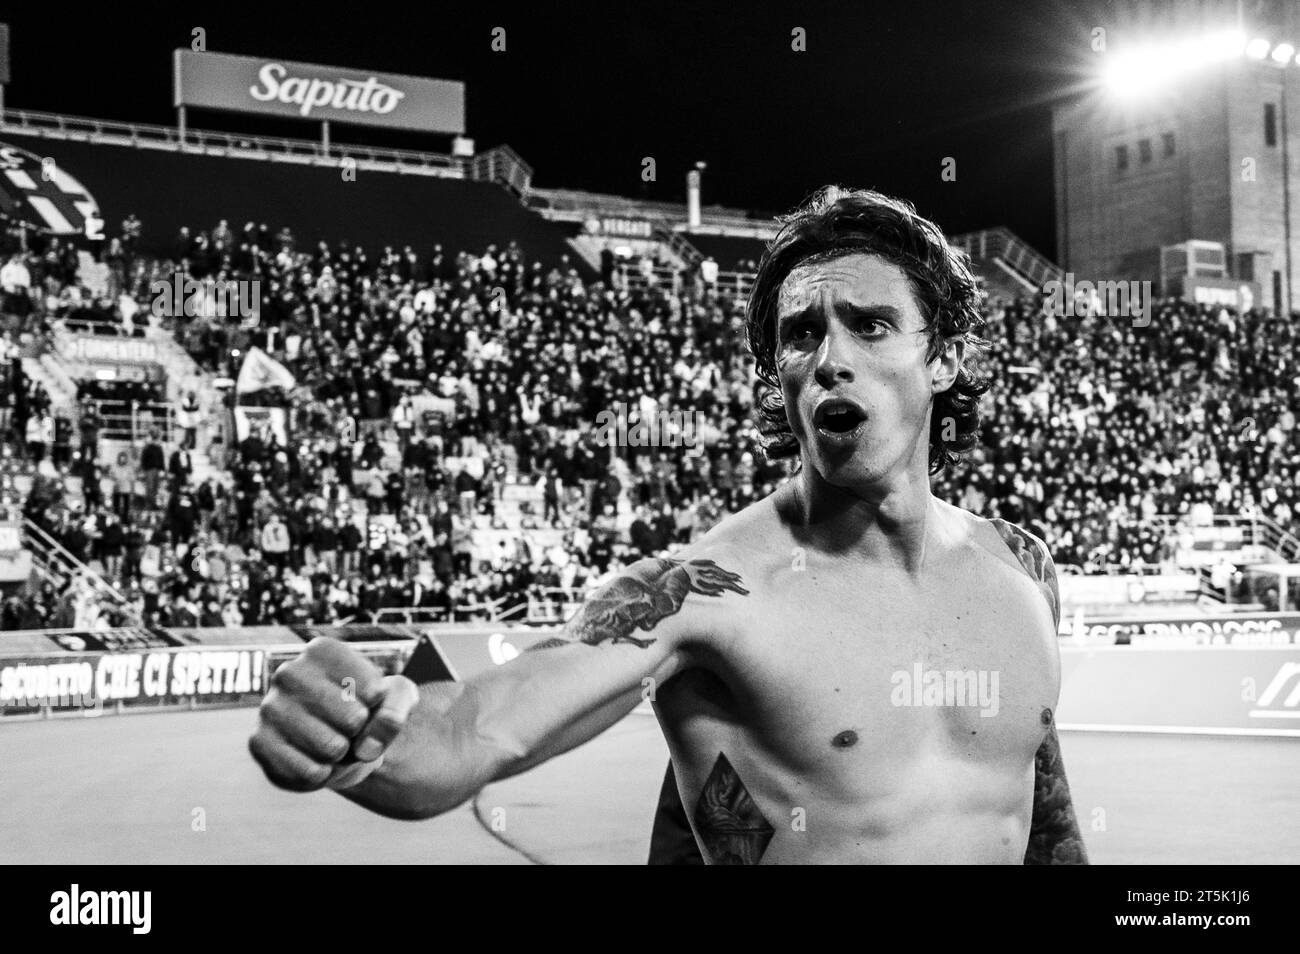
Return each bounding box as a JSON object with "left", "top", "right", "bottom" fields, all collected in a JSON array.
[
  {"left": 1024, "top": 717, "right": 1089, "bottom": 865},
  {"left": 991, "top": 522, "right": 1084, "bottom": 863},
  {"left": 989, "top": 518, "right": 1060, "bottom": 628},
  {"left": 528, "top": 558, "right": 748, "bottom": 651}
]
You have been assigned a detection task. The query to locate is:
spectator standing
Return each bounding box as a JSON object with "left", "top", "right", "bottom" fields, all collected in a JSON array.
[
  {"left": 260, "top": 514, "right": 291, "bottom": 568},
  {"left": 176, "top": 391, "right": 201, "bottom": 450},
  {"left": 140, "top": 431, "right": 166, "bottom": 509}
]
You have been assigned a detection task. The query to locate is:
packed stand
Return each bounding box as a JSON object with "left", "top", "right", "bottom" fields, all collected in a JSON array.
[{"left": 2, "top": 210, "right": 1300, "bottom": 630}]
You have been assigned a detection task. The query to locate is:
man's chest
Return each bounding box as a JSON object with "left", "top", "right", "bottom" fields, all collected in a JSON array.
[{"left": 664, "top": 563, "right": 1059, "bottom": 780}]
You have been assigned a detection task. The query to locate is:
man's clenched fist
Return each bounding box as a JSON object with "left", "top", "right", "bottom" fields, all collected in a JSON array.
[{"left": 249, "top": 637, "right": 420, "bottom": 792}]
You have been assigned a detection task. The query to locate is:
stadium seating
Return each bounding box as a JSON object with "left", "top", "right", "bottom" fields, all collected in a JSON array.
[{"left": 3, "top": 199, "right": 1299, "bottom": 631}]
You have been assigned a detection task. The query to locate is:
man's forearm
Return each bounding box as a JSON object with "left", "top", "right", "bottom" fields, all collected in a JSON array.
[
  {"left": 340, "top": 682, "right": 510, "bottom": 820},
  {"left": 335, "top": 556, "right": 735, "bottom": 819}
]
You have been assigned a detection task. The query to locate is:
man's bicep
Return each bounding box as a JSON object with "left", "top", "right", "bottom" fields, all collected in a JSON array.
[
  {"left": 1033, "top": 534, "right": 1061, "bottom": 632},
  {"left": 532, "top": 554, "right": 748, "bottom": 651},
  {"left": 1023, "top": 723, "right": 1088, "bottom": 864},
  {"left": 483, "top": 554, "right": 747, "bottom": 774}
]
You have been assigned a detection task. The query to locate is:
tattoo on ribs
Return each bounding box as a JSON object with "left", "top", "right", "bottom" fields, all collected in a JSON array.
[
  {"left": 1024, "top": 724, "right": 1089, "bottom": 865},
  {"left": 694, "top": 753, "right": 774, "bottom": 865},
  {"left": 528, "top": 558, "right": 748, "bottom": 651}
]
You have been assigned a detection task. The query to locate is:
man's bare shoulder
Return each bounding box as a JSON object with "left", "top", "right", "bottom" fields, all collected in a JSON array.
[
  {"left": 596, "top": 495, "right": 788, "bottom": 650},
  {"left": 673, "top": 492, "right": 795, "bottom": 581},
  {"left": 937, "top": 499, "right": 1060, "bottom": 628},
  {"left": 558, "top": 504, "right": 773, "bottom": 652}
]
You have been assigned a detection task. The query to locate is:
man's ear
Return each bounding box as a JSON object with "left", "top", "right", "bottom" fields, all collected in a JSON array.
[{"left": 930, "top": 334, "right": 966, "bottom": 394}]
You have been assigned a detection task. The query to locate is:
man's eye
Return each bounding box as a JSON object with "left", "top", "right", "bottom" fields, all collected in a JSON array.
[{"left": 786, "top": 321, "right": 817, "bottom": 342}]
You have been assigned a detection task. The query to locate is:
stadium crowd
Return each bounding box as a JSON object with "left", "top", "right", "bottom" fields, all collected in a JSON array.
[{"left": 2, "top": 211, "right": 1299, "bottom": 630}]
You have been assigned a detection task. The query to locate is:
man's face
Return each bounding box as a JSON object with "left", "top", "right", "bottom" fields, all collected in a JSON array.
[{"left": 775, "top": 252, "right": 960, "bottom": 489}]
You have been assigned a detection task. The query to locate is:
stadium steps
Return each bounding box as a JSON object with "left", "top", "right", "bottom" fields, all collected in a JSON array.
[
  {"left": 188, "top": 451, "right": 228, "bottom": 490},
  {"left": 468, "top": 481, "right": 551, "bottom": 558},
  {"left": 142, "top": 324, "right": 234, "bottom": 490},
  {"left": 22, "top": 517, "right": 142, "bottom": 624},
  {"left": 145, "top": 324, "right": 213, "bottom": 415},
  {"left": 486, "top": 484, "right": 539, "bottom": 528},
  {"left": 20, "top": 355, "right": 78, "bottom": 412},
  {"left": 949, "top": 227, "right": 1063, "bottom": 305},
  {"left": 651, "top": 219, "right": 699, "bottom": 269}
]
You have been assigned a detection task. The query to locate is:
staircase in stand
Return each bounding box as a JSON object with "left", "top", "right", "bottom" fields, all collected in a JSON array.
[{"left": 22, "top": 517, "right": 141, "bottom": 624}]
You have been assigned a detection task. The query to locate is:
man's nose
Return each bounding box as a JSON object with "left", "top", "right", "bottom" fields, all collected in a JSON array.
[{"left": 813, "top": 325, "right": 856, "bottom": 388}]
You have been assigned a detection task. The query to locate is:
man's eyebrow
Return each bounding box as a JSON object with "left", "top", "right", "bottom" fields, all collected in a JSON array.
[
  {"left": 776, "top": 301, "right": 906, "bottom": 327},
  {"left": 842, "top": 303, "right": 905, "bottom": 323}
]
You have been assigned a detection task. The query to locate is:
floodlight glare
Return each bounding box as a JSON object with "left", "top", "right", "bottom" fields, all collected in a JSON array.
[
  {"left": 1205, "top": 29, "right": 1248, "bottom": 60},
  {"left": 1103, "top": 30, "right": 1294, "bottom": 101},
  {"left": 1102, "top": 50, "right": 1155, "bottom": 97}
]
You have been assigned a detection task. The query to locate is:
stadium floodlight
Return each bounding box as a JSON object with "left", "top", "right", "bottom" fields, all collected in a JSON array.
[
  {"left": 1102, "top": 46, "right": 1169, "bottom": 98},
  {"left": 1271, "top": 43, "right": 1296, "bottom": 65},
  {"left": 1204, "top": 28, "right": 1248, "bottom": 60},
  {"left": 1103, "top": 29, "right": 1255, "bottom": 100},
  {"left": 1247, "top": 38, "right": 1272, "bottom": 60}
]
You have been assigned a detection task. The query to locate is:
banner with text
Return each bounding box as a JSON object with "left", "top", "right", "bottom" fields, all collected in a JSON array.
[
  {"left": 1060, "top": 613, "right": 1300, "bottom": 646},
  {"left": 174, "top": 50, "right": 465, "bottom": 134},
  {"left": 0, "top": 648, "right": 267, "bottom": 717},
  {"left": 0, "top": 643, "right": 414, "bottom": 718}
]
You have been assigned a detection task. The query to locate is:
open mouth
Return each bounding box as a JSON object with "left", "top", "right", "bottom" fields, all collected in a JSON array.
[{"left": 813, "top": 400, "right": 867, "bottom": 435}]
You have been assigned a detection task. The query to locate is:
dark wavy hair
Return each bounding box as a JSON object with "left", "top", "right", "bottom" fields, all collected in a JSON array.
[{"left": 745, "top": 186, "right": 990, "bottom": 474}]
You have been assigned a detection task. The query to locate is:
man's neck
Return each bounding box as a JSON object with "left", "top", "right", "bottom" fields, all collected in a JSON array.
[{"left": 785, "top": 463, "right": 939, "bottom": 575}]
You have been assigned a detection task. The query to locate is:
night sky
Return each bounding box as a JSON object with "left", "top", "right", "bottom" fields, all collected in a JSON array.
[{"left": 2, "top": 0, "right": 1118, "bottom": 259}]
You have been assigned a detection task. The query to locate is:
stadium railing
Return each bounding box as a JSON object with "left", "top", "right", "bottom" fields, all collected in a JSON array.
[
  {"left": 619, "top": 263, "right": 754, "bottom": 299},
  {"left": 0, "top": 108, "right": 464, "bottom": 178},
  {"left": 713, "top": 271, "right": 755, "bottom": 298},
  {"left": 21, "top": 518, "right": 142, "bottom": 624},
  {"left": 467, "top": 145, "right": 533, "bottom": 196},
  {"left": 58, "top": 318, "right": 143, "bottom": 338},
  {"left": 0, "top": 626, "right": 162, "bottom": 656},
  {"left": 1059, "top": 562, "right": 1176, "bottom": 576},
  {"left": 368, "top": 595, "right": 529, "bottom": 625},
  {"left": 525, "top": 187, "right": 777, "bottom": 237},
  {"left": 651, "top": 217, "right": 703, "bottom": 267},
  {"left": 1257, "top": 515, "right": 1300, "bottom": 562},
  {"left": 948, "top": 228, "right": 1063, "bottom": 290},
  {"left": 1150, "top": 512, "right": 1298, "bottom": 562},
  {"left": 526, "top": 588, "right": 583, "bottom": 624},
  {"left": 370, "top": 607, "right": 451, "bottom": 625},
  {"left": 89, "top": 400, "right": 178, "bottom": 444}
]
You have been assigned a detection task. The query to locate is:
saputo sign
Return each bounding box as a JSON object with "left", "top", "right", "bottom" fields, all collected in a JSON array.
[{"left": 173, "top": 50, "right": 466, "bottom": 134}]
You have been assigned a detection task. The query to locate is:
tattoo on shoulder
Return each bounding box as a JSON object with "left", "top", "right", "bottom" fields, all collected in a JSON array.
[
  {"left": 989, "top": 519, "right": 1060, "bottom": 628},
  {"left": 528, "top": 558, "right": 748, "bottom": 651},
  {"left": 1024, "top": 721, "right": 1089, "bottom": 865}
]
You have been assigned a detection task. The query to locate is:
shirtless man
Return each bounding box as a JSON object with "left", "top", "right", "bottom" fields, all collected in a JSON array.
[{"left": 249, "top": 186, "right": 1088, "bottom": 864}]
